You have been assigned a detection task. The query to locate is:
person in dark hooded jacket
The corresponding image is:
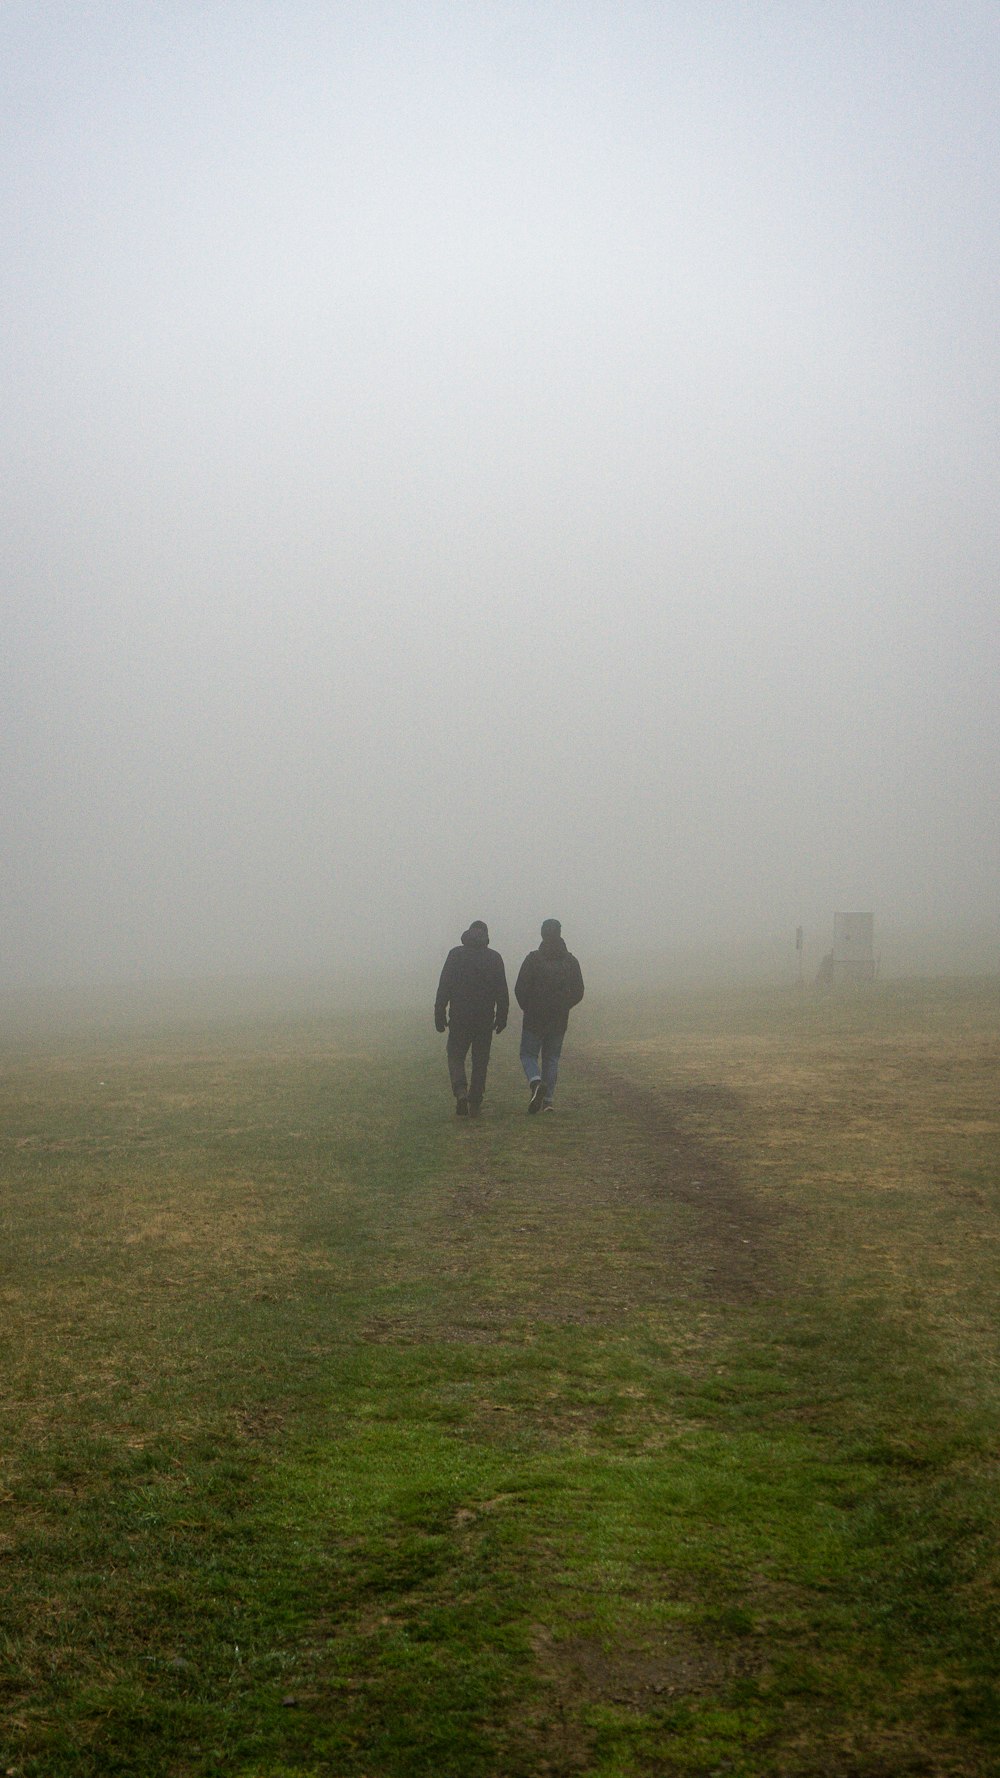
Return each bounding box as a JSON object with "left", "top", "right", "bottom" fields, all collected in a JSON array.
[
  {"left": 514, "top": 918, "right": 584, "bottom": 1113},
  {"left": 435, "top": 921, "right": 509, "bottom": 1116}
]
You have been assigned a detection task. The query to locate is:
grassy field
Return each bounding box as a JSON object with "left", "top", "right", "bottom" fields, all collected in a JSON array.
[{"left": 1, "top": 978, "right": 998, "bottom": 1776}]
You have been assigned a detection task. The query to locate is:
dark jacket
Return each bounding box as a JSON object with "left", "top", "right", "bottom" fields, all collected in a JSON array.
[
  {"left": 435, "top": 929, "right": 509, "bottom": 1032},
  {"left": 514, "top": 936, "right": 584, "bottom": 1038}
]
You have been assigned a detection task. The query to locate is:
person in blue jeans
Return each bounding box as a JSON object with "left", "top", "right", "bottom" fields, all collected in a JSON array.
[{"left": 514, "top": 918, "right": 584, "bottom": 1113}]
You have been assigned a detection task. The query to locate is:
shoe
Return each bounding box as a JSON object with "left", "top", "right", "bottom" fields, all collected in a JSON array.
[
  {"left": 541, "top": 1102, "right": 554, "bottom": 1112},
  {"left": 468, "top": 1099, "right": 481, "bottom": 1118},
  {"left": 528, "top": 1078, "right": 544, "bottom": 1114},
  {"left": 456, "top": 1095, "right": 469, "bottom": 1117}
]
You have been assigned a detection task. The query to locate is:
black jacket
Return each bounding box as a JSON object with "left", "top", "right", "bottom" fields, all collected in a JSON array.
[
  {"left": 435, "top": 929, "right": 509, "bottom": 1031},
  {"left": 514, "top": 936, "right": 584, "bottom": 1037}
]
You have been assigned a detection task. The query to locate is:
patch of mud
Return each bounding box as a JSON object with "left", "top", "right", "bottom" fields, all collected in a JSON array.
[
  {"left": 517, "top": 1622, "right": 764, "bottom": 1776},
  {"left": 534, "top": 1622, "right": 758, "bottom": 1704},
  {"left": 233, "top": 1401, "right": 287, "bottom": 1442}
]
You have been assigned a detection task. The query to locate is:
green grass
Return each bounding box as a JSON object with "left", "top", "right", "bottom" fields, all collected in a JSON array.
[{"left": 1, "top": 982, "right": 999, "bottom": 1774}]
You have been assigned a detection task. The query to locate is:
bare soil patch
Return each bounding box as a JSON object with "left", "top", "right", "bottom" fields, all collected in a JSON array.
[{"left": 576, "top": 1054, "right": 782, "bottom": 1305}]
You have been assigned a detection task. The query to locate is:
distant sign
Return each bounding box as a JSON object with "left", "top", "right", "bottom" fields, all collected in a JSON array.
[{"left": 833, "top": 912, "right": 874, "bottom": 962}]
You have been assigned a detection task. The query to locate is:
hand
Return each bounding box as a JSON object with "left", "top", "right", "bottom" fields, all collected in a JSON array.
[
  {"left": 494, "top": 1017, "right": 507, "bottom": 1034},
  {"left": 434, "top": 1010, "right": 447, "bottom": 1033}
]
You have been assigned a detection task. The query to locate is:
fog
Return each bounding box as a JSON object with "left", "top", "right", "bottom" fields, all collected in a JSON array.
[{"left": 3, "top": 2, "right": 998, "bottom": 999}]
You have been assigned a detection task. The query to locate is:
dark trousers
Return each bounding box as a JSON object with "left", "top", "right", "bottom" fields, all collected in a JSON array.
[{"left": 447, "top": 1022, "right": 493, "bottom": 1104}]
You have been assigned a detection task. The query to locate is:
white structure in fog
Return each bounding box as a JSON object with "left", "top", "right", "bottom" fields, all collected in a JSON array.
[{"left": 817, "top": 912, "right": 876, "bottom": 986}]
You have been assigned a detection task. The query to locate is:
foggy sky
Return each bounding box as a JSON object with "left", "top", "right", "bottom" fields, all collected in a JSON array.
[{"left": 3, "top": 1, "right": 998, "bottom": 990}]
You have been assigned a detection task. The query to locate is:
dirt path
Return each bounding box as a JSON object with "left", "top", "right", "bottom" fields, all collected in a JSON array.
[
  {"left": 574, "top": 1052, "right": 782, "bottom": 1306},
  {"left": 425, "top": 1045, "right": 785, "bottom": 1349}
]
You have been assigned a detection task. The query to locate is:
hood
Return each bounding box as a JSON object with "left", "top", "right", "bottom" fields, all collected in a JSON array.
[
  {"left": 461, "top": 922, "right": 490, "bottom": 948},
  {"left": 538, "top": 934, "right": 568, "bottom": 959}
]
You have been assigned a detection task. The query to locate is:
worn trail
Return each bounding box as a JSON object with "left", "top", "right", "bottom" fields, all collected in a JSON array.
[
  {"left": 574, "top": 1053, "right": 781, "bottom": 1306},
  {"left": 424, "top": 1043, "right": 784, "bottom": 1347}
]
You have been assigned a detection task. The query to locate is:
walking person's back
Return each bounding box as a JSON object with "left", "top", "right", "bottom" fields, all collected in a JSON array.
[
  {"left": 435, "top": 921, "right": 508, "bottom": 1116},
  {"left": 514, "top": 918, "right": 584, "bottom": 1113}
]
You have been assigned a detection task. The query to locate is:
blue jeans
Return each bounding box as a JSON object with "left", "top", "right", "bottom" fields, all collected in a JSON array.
[{"left": 520, "top": 1028, "right": 563, "bottom": 1103}]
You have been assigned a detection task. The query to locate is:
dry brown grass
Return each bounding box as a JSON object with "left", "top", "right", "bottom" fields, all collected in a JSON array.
[{"left": 2, "top": 986, "right": 999, "bottom": 1776}]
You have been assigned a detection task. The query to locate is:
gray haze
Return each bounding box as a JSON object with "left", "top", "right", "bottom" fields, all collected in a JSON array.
[{"left": 3, "top": 2, "right": 998, "bottom": 993}]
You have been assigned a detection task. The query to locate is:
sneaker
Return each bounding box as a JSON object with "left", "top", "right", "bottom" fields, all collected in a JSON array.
[
  {"left": 528, "top": 1078, "right": 545, "bottom": 1114},
  {"left": 468, "top": 1098, "right": 481, "bottom": 1118},
  {"left": 541, "top": 1102, "right": 554, "bottom": 1112},
  {"left": 456, "top": 1095, "right": 469, "bottom": 1117}
]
